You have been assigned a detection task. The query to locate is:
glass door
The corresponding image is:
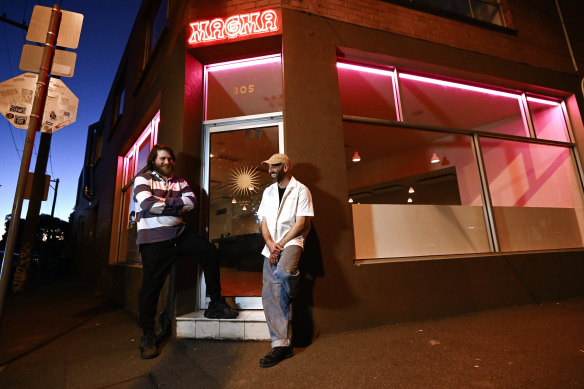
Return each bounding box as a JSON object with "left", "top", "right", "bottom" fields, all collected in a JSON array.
[{"left": 201, "top": 116, "right": 283, "bottom": 309}]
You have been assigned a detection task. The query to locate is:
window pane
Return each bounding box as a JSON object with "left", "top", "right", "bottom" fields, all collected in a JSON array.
[
  {"left": 481, "top": 139, "right": 584, "bottom": 251},
  {"left": 137, "top": 138, "right": 151, "bottom": 172},
  {"left": 345, "top": 122, "right": 490, "bottom": 258},
  {"left": 119, "top": 186, "right": 140, "bottom": 264},
  {"left": 399, "top": 73, "right": 527, "bottom": 136},
  {"left": 528, "top": 98, "right": 570, "bottom": 142},
  {"left": 151, "top": 0, "right": 167, "bottom": 52},
  {"left": 417, "top": 0, "right": 471, "bottom": 16},
  {"left": 124, "top": 153, "right": 135, "bottom": 186},
  {"left": 206, "top": 56, "right": 283, "bottom": 120},
  {"left": 470, "top": 0, "right": 503, "bottom": 26},
  {"left": 337, "top": 63, "right": 398, "bottom": 121}
]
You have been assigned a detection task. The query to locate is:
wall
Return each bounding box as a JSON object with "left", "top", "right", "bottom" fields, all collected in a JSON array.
[
  {"left": 72, "top": 0, "right": 584, "bottom": 333},
  {"left": 281, "top": 8, "right": 584, "bottom": 333}
]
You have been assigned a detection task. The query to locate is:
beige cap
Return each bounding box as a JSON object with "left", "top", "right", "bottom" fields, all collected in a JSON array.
[{"left": 263, "top": 153, "right": 290, "bottom": 166}]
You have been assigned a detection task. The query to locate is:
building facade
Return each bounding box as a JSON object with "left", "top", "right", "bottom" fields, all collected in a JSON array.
[{"left": 72, "top": 0, "right": 584, "bottom": 335}]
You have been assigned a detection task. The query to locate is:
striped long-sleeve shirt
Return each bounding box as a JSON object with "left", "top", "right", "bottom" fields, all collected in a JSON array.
[{"left": 133, "top": 171, "right": 197, "bottom": 244}]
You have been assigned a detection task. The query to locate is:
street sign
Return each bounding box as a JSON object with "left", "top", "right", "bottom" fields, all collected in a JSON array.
[
  {"left": 0, "top": 73, "right": 78, "bottom": 133},
  {"left": 20, "top": 44, "right": 77, "bottom": 77},
  {"left": 24, "top": 173, "right": 50, "bottom": 201},
  {"left": 26, "top": 5, "right": 83, "bottom": 49}
]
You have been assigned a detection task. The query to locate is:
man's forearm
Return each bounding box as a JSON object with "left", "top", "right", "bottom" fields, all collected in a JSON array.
[{"left": 278, "top": 216, "right": 307, "bottom": 247}]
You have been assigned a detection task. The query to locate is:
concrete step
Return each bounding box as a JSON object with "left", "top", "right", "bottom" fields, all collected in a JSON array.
[{"left": 176, "top": 310, "right": 270, "bottom": 340}]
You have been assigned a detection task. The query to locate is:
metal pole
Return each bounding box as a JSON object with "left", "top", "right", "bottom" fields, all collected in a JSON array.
[
  {"left": 11, "top": 132, "right": 52, "bottom": 292},
  {"left": 0, "top": 4, "right": 61, "bottom": 328},
  {"left": 51, "top": 178, "right": 59, "bottom": 218}
]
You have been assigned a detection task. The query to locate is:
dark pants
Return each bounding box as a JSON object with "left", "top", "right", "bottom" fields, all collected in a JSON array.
[{"left": 138, "top": 227, "right": 221, "bottom": 334}]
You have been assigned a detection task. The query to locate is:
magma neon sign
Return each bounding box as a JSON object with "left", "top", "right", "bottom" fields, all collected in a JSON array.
[{"left": 188, "top": 9, "right": 279, "bottom": 46}]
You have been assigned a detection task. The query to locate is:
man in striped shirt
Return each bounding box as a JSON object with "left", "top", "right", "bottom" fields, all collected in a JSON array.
[{"left": 134, "top": 144, "right": 237, "bottom": 359}]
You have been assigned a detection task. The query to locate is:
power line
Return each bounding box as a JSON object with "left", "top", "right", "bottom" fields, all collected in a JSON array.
[
  {"left": 49, "top": 149, "right": 54, "bottom": 177},
  {"left": 7, "top": 122, "right": 22, "bottom": 160}
]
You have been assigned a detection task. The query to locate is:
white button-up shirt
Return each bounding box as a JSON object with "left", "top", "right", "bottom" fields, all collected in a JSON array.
[{"left": 257, "top": 176, "right": 314, "bottom": 258}]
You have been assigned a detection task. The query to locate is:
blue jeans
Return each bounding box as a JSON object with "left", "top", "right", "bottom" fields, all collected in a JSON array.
[{"left": 262, "top": 245, "right": 302, "bottom": 347}]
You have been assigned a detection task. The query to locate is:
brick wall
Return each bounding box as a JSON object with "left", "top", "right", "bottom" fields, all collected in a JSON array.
[{"left": 198, "top": 0, "right": 575, "bottom": 74}]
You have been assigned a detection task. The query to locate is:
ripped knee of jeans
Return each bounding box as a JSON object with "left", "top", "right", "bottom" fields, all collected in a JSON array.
[{"left": 275, "top": 268, "right": 299, "bottom": 280}]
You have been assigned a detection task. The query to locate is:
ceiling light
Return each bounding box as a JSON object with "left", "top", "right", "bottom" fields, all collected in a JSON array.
[
  {"left": 232, "top": 198, "right": 237, "bottom": 204},
  {"left": 431, "top": 153, "right": 440, "bottom": 164},
  {"left": 407, "top": 197, "right": 413, "bottom": 203},
  {"left": 242, "top": 205, "right": 247, "bottom": 211},
  {"left": 352, "top": 151, "right": 361, "bottom": 162},
  {"left": 408, "top": 187, "right": 415, "bottom": 193},
  {"left": 348, "top": 198, "right": 354, "bottom": 203}
]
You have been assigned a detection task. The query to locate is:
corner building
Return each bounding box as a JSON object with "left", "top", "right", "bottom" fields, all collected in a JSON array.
[{"left": 72, "top": 0, "right": 584, "bottom": 337}]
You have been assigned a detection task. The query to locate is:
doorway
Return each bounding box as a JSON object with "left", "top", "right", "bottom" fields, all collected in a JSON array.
[{"left": 200, "top": 114, "right": 283, "bottom": 309}]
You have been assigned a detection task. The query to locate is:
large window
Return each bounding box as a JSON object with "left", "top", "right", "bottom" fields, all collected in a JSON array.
[
  {"left": 338, "top": 62, "right": 584, "bottom": 260},
  {"left": 384, "top": 0, "right": 505, "bottom": 27},
  {"left": 205, "top": 55, "right": 283, "bottom": 120},
  {"left": 116, "top": 111, "right": 160, "bottom": 263}
]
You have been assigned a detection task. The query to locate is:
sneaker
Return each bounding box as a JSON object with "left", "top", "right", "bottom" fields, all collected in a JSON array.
[
  {"left": 259, "top": 346, "right": 293, "bottom": 368},
  {"left": 204, "top": 298, "right": 238, "bottom": 319},
  {"left": 140, "top": 334, "right": 159, "bottom": 359}
]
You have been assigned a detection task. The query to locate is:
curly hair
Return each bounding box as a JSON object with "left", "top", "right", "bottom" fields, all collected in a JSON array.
[{"left": 147, "top": 144, "right": 176, "bottom": 171}]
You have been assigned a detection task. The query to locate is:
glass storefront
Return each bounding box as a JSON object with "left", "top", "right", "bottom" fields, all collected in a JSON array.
[{"left": 338, "top": 61, "right": 584, "bottom": 260}]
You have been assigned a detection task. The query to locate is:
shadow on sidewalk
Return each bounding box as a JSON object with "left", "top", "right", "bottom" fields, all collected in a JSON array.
[{"left": 0, "top": 277, "right": 122, "bottom": 365}]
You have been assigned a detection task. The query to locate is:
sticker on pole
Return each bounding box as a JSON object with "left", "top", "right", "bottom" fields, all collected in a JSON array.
[{"left": 0, "top": 73, "right": 78, "bottom": 133}]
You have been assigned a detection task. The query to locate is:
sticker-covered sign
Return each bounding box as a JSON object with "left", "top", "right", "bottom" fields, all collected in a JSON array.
[{"left": 0, "top": 72, "right": 78, "bottom": 133}]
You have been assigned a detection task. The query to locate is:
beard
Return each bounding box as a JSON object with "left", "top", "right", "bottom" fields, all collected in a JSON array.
[
  {"left": 154, "top": 162, "right": 173, "bottom": 178},
  {"left": 271, "top": 169, "right": 285, "bottom": 183}
]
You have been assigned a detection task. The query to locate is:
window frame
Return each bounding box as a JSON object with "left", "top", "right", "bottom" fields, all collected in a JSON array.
[
  {"left": 110, "top": 111, "right": 160, "bottom": 265},
  {"left": 380, "top": 0, "right": 512, "bottom": 32},
  {"left": 338, "top": 60, "right": 584, "bottom": 261}
]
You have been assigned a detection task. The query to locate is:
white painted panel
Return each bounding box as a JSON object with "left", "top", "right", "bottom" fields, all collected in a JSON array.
[{"left": 352, "top": 204, "right": 490, "bottom": 259}]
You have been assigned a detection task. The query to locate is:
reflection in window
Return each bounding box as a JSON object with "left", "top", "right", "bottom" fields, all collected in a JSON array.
[
  {"left": 338, "top": 60, "right": 583, "bottom": 258},
  {"left": 117, "top": 111, "right": 160, "bottom": 264},
  {"left": 208, "top": 126, "right": 280, "bottom": 297},
  {"left": 337, "top": 63, "right": 398, "bottom": 121},
  {"left": 527, "top": 97, "right": 570, "bottom": 142},
  {"left": 150, "top": 0, "right": 168, "bottom": 54},
  {"left": 399, "top": 73, "right": 527, "bottom": 137},
  {"left": 205, "top": 55, "right": 283, "bottom": 120},
  {"left": 346, "top": 122, "right": 490, "bottom": 258},
  {"left": 400, "top": 0, "right": 504, "bottom": 26},
  {"left": 481, "top": 139, "right": 584, "bottom": 251}
]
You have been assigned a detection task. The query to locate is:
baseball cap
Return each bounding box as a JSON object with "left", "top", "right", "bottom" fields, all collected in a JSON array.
[{"left": 263, "top": 153, "right": 290, "bottom": 166}]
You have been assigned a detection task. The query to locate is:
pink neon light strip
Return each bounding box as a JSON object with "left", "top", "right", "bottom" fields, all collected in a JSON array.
[
  {"left": 206, "top": 54, "right": 281, "bottom": 72},
  {"left": 123, "top": 110, "right": 161, "bottom": 183},
  {"left": 399, "top": 73, "right": 520, "bottom": 99},
  {"left": 336, "top": 62, "right": 394, "bottom": 77},
  {"left": 526, "top": 96, "right": 560, "bottom": 106}
]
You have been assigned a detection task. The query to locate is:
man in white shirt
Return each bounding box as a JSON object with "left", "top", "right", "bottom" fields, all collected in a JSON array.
[{"left": 257, "top": 153, "right": 314, "bottom": 368}]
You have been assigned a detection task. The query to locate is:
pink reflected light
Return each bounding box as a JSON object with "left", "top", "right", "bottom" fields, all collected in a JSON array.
[
  {"left": 399, "top": 73, "right": 520, "bottom": 100},
  {"left": 122, "top": 110, "right": 161, "bottom": 182},
  {"left": 336, "top": 62, "right": 394, "bottom": 77},
  {"left": 526, "top": 96, "right": 561, "bottom": 106},
  {"left": 206, "top": 54, "right": 281, "bottom": 72}
]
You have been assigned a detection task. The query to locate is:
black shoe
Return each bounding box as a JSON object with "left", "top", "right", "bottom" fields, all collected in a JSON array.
[
  {"left": 140, "top": 334, "right": 159, "bottom": 359},
  {"left": 259, "top": 346, "right": 293, "bottom": 368},
  {"left": 204, "top": 298, "right": 238, "bottom": 319}
]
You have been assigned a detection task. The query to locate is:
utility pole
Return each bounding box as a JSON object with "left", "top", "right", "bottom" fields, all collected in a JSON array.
[
  {"left": 0, "top": 5, "right": 61, "bottom": 325},
  {"left": 2, "top": 7, "right": 58, "bottom": 293},
  {"left": 11, "top": 132, "right": 52, "bottom": 292},
  {"left": 51, "top": 178, "right": 60, "bottom": 218}
]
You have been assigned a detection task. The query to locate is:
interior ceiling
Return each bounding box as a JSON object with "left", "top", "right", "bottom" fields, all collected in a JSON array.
[{"left": 343, "top": 121, "right": 462, "bottom": 161}]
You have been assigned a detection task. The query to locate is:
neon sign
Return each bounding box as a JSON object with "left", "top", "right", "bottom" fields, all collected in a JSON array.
[{"left": 188, "top": 9, "right": 279, "bottom": 46}]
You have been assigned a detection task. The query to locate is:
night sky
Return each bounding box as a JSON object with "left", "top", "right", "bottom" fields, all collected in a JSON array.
[{"left": 0, "top": 0, "right": 143, "bottom": 237}]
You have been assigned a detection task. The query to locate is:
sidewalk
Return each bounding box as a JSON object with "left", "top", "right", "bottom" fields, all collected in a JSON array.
[{"left": 0, "top": 278, "right": 583, "bottom": 388}]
